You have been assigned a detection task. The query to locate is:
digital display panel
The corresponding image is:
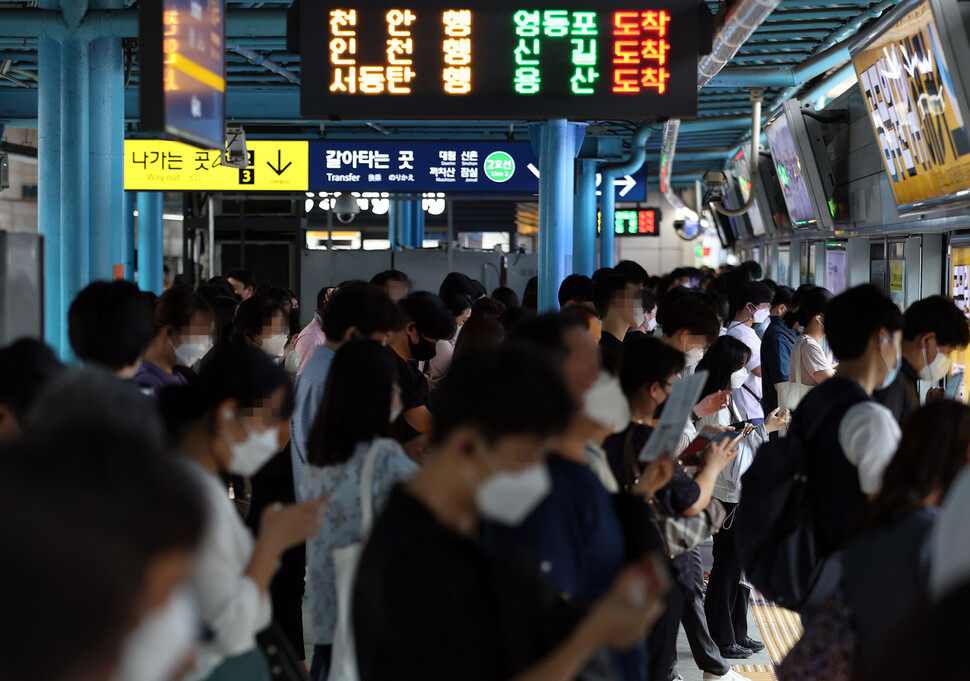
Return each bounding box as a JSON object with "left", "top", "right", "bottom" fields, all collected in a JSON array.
[
  {"left": 730, "top": 150, "right": 767, "bottom": 237},
  {"left": 140, "top": 0, "right": 226, "bottom": 149},
  {"left": 851, "top": 0, "right": 970, "bottom": 210},
  {"left": 299, "top": 1, "right": 700, "bottom": 118},
  {"left": 597, "top": 209, "right": 661, "bottom": 236},
  {"left": 764, "top": 101, "right": 835, "bottom": 230},
  {"left": 764, "top": 111, "right": 817, "bottom": 227}
]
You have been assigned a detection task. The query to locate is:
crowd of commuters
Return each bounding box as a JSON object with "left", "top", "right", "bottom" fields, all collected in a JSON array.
[{"left": 3, "top": 260, "right": 970, "bottom": 681}]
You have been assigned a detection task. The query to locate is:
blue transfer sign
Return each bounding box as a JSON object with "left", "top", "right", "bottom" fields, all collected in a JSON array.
[
  {"left": 308, "top": 141, "right": 539, "bottom": 193},
  {"left": 307, "top": 140, "right": 647, "bottom": 199}
]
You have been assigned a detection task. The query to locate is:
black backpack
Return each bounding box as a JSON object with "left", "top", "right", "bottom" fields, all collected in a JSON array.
[{"left": 734, "top": 388, "right": 866, "bottom": 614}]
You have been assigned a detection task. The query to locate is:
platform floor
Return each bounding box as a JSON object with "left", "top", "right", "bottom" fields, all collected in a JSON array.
[{"left": 673, "top": 542, "right": 802, "bottom": 681}]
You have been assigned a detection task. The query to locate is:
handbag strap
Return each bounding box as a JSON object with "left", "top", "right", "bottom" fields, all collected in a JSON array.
[
  {"left": 622, "top": 426, "right": 642, "bottom": 488},
  {"left": 791, "top": 336, "right": 805, "bottom": 385},
  {"left": 359, "top": 440, "right": 382, "bottom": 537}
]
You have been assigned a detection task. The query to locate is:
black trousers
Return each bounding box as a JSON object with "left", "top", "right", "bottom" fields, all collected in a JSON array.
[
  {"left": 648, "top": 572, "right": 686, "bottom": 681},
  {"left": 704, "top": 502, "right": 749, "bottom": 649},
  {"left": 676, "top": 546, "right": 730, "bottom": 676}
]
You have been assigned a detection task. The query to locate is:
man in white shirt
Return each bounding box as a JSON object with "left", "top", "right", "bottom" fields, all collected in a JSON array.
[
  {"left": 725, "top": 282, "right": 773, "bottom": 424},
  {"left": 795, "top": 284, "right": 903, "bottom": 555}
]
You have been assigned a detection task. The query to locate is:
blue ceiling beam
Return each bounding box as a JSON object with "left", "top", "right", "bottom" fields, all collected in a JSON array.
[{"left": 0, "top": 8, "right": 287, "bottom": 39}]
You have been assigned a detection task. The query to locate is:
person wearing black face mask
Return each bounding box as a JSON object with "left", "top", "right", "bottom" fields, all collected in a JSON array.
[{"left": 387, "top": 291, "right": 457, "bottom": 456}]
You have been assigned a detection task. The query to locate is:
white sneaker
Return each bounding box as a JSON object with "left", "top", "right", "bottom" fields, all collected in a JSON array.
[{"left": 703, "top": 670, "right": 752, "bottom": 681}]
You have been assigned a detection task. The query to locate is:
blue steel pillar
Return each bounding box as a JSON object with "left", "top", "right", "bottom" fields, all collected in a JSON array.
[
  {"left": 60, "top": 38, "right": 91, "bottom": 353},
  {"left": 387, "top": 198, "right": 400, "bottom": 250},
  {"left": 573, "top": 159, "right": 598, "bottom": 276},
  {"left": 88, "top": 12, "right": 125, "bottom": 281},
  {"left": 531, "top": 119, "right": 585, "bottom": 313},
  {"left": 599, "top": 175, "right": 616, "bottom": 269},
  {"left": 38, "top": 35, "right": 62, "bottom": 353},
  {"left": 137, "top": 192, "right": 164, "bottom": 294},
  {"left": 122, "top": 192, "right": 137, "bottom": 280},
  {"left": 406, "top": 195, "right": 425, "bottom": 247}
]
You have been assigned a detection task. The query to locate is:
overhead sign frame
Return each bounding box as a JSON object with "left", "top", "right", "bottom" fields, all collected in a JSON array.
[
  {"left": 140, "top": 0, "right": 227, "bottom": 149},
  {"left": 124, "top": 139, "right": 648, "bottom": 199},
  {"left": 297, "top": 0, "right": 700, "bottom": 119}
]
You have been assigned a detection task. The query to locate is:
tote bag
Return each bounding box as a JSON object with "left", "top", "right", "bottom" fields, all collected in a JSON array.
[
  {"left": 776, "top": 337, "right": 814, "bottom": 435},
  {"left": 327, "top": 443, "right": 381, "bottom": 681}
]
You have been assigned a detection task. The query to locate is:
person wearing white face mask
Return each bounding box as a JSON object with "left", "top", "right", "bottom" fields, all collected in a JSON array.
[
  {"left": 724, "top": 282, "right": 773, "bottom": 426},
  {"left": 786, "top": 285, "right": 903, "bottom": 568},
  {"left": 605, "top": 336, "right": 745, "bottom": 681},
  {"left": 595, "top": 274, "right": 643, "bottom": 375},
  {"left": 695, "top": 337, "right": 788, "bottom": 661},
  {"left": 300, "top": 340, "right": 419, "bottom": 681},
  {"left": 789, "top": 287, "right": 836, "bottom": 392},
  {"left": 483, "top": 315, "right": 659, "bottom": 681},
  {"left": 874, "top": 295, "right": 970, "bottom": 425},
  {"left": 134, "top": 286, "right": 215, "bottom": 397},
  {"left": 354, "top": 345, "right": 666, "bottom": 681},
  {"left": 232, "top": 296, "right": 290, "bottom": 361},
  {"left": 655, "top": 292, "right": 732, "bottom": 420},
  {"left": 160, "top": 345, "right": 327, "bottom": 681}
]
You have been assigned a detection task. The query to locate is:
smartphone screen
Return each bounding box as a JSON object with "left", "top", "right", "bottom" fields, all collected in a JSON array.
[{"left": 642, "top": 552, "right": 673, "bottom": 598}]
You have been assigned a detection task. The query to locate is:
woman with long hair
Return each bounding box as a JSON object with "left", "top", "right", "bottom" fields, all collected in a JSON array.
[
  {"left": 695, "top": 336, "right": 786, "bottom": 660},
  {"left": 302, "top": 339, "right": 419, "bottom": 681}
]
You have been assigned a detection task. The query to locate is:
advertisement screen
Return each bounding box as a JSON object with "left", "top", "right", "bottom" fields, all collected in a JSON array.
[{"left": 851, "top": 0, "right": 970, "bottom": 209}]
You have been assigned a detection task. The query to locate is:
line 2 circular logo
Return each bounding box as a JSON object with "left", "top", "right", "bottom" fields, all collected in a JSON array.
[{"left": 484, "top": 151, "right": 515, "bottom": 183}]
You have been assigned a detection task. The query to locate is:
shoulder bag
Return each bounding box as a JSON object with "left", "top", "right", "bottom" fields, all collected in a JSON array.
[
  {"left": 622, "top": 427, "right": 727, "bottom": 558},
  {"left": 327, "top": 442, "right": 381, "bottom": 681}
]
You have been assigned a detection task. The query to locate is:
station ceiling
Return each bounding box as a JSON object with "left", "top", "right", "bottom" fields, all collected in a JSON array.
[{"left": 0, "top": 0, "right": 896, "bottom": 188}]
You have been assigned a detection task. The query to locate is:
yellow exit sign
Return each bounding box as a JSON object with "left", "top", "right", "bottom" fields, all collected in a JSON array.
[{"left": 124, "top": 139, "right": 308, "bottom": 191}]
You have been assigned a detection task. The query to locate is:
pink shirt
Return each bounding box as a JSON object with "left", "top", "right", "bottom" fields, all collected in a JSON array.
[{"left": 295, "top": 316, "right": 326, "bottom": 375}]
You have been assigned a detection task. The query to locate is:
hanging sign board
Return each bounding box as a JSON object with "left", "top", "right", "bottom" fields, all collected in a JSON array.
[
  {"left": 298, "top": 1, "right": 700, "bottom": 119},
  {"left": 124, "top": 139, "right": 647, "bottom": 198},
  {"left": 139, "top": 0, "right": 227, "bottom": 150},
  {"left": 124, "top": 140, "right": 309, "bottom": 191}
]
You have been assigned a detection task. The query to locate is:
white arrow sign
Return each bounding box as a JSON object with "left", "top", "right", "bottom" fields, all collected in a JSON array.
[
  {"left": 529, "top": 165, "right": 639, "bottom": 198},
  {"left": 595, "top": 173, "right": 637, "bottom": 197}
]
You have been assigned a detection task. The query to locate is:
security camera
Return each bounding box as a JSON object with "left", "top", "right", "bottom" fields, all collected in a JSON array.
[
  {"left": 702, "top": 170, "right": 726, "bottom": 203},
  {"left": 332, "top": 192, "right": 361, "bottom": 224}
]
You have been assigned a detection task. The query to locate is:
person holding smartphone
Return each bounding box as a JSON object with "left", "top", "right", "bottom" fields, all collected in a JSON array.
[
  {"left": 604, "top": 336, "right": 743, "bottom": 681},
  {"left": 695, "top": 337, "right": 788, "bottom": 661},
  {"left": 353, "top": 345, "right": 665, "bottom": 681}
]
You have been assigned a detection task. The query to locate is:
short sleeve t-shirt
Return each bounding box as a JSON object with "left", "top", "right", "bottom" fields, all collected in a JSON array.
[
  {"left": 482, "top": 455, "right": 648, "bottom": 681},
  {"left": 353, "top": 488, "right": 586, "bottom": 681},
  {"left": 387, "top": 348, "right": 430, "bottom": 444},
  {"left": 796, "top": 336, "right": 833, "bottom": 387},
  {"left": 725, "top": 322, "right": 764, "bottom": 421}
]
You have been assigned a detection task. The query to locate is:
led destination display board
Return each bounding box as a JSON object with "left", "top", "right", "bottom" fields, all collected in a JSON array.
[
  {"left": 851, "top": 0, "right": 970, "bottom": 212},
  {"left": 299, "top": 1, "right": 701, "bottom": 118}
]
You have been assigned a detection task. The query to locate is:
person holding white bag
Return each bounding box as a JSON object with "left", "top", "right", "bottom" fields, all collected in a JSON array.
[
  {"left": 792, "top": 287, "right": 835, "bottom": 388},
  {"left": 301, "top": 339, "right": 419, "bottom": 681},
  {"left": 776, "top": 287, "right": 834, "bottom": 418}
]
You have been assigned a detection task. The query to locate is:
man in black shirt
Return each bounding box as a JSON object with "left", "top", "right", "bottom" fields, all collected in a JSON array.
[
  {"left": 874, "top": 295, "right": 970, "bottom": 424},
  {"left": 595, "top": 274, "right": 641, "bottom": 375},
  {"left": 387, "top": 291, "right": 456, "bottom": 450},
  {"left": 354, "top": 345, "right": 665, "bottom": 681}
]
